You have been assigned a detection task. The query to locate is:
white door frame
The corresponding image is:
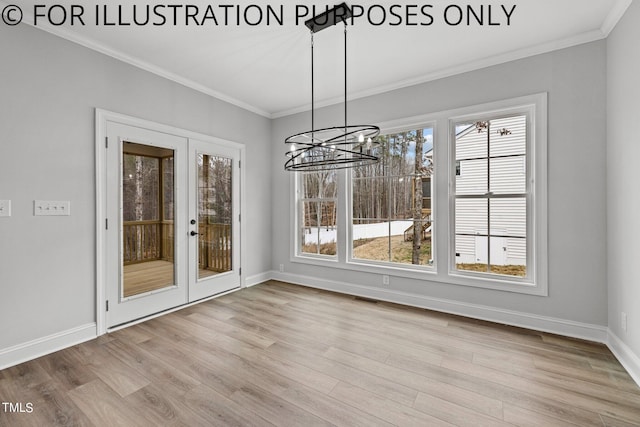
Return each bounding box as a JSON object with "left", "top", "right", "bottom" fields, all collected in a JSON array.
[{"left": 95, "top": 109, "right": 246, "bottom": 335}]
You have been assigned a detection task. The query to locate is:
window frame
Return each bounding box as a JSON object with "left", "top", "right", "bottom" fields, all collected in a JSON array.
[
  {"left": 444, "top": 94, "right": 547, "bottom": 295},
  {"left": 294, "top": 170, "right": 340, "bottom": 261},
  {"left": 347, "top": 122, "right": 437, "bottom": 272},
  {"left": 449, "top": 110, "right": 533, "bottom": 285},
  {"left": 290, "top": 93, "right": 547, "bottom": 296}
]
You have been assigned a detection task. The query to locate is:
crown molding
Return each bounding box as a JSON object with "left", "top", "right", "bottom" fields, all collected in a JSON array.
[
  {"left": 1, "top": 0, "right": 272, "bottom": 118},
  {"left": 5, "top": 0, "right": 626, "bottom": 120},
  {"left": 272, "top": 28, "right": 606, "bottom": 118},
  {"left": 601, "top": 0, "right": 633, "bottom": 36}
]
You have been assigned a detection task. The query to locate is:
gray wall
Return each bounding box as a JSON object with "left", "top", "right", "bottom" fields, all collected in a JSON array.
[
  {"left": 272, "top": 40, "right": 607, "bottom": 326},
  {"left": 607, "top": 1, "right": 640, "bottom": 356},
  {"left": 0, "top": 15, "right": 620, "bottom": 360},
  {"left": 0, "top": 23, "right": 272, "bottom": 349}
]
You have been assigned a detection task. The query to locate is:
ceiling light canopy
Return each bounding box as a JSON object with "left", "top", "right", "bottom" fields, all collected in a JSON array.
[{"left": 284, "top": 3, "right": 380, "bottom": 172}]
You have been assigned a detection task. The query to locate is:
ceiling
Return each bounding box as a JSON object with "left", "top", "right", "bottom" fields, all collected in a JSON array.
[{"left": 7, "top": 0, "right": 631, "bottom": 117}]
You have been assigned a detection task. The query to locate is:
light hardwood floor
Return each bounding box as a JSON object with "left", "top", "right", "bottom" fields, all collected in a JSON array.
[{"left": 1, "top": 281, "right": 639, "bottom": 426}]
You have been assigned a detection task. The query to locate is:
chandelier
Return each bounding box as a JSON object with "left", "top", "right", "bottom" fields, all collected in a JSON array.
[{"left": 284, "top": 3, "right": 380, "bottom": 172}]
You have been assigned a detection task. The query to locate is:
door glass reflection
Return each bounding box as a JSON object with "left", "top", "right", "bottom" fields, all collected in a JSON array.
[
  {"left": 197, "top": 154, "right": 232, "bottom": 279},
  {"left": 122, "top": 142, "right": 175, "bottom": 297}
]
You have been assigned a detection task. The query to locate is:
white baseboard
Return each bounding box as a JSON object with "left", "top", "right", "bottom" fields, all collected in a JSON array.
[
  {"left": 3, "top": 274, "right": 638, "bottom": 390},
  {"left": 0, "top": 269, "right": 271, "bottom": 370},
  {"left": 269, "top": 271, "right": 640, "bottom": 387},
  {"left": 270, "top": 271, "right": 608, "bottom": 343},
  {"left": 245, "top": 271, "right": 271, "bottom": 288},
  {"left": 607, "top": 331, "right": 640, "bottom": 387},
  {"left": 0, "top": 323, "right": 97, "bottom": 370}
]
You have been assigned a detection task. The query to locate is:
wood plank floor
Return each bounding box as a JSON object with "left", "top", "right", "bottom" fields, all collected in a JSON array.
[
  {"left": 123, "top": 260, "right": 175, "bottom": 297},
  {"left": 124, "top": 260, "right": 220, "bottom": 297},
  {"left": 1, "top": 281, "right": 639, "bottom": 426}
]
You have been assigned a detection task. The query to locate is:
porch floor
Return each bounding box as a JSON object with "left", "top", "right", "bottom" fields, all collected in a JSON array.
[{"left": 123, "top": 260, "right": 219, "bottom": 297}]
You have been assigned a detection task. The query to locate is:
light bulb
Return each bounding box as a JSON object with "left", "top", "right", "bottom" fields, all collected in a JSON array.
[
  {"left": 366, "top": 138, "right": 372, "bottom": 149},
  {"left": 290, "top": 144, "right": 296, "bottom": 152},
  {"left": 358, "top": 133, "right": 365, "bottom": 143}
]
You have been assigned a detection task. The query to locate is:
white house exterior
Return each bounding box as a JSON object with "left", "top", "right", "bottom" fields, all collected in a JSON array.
[{"left": 454, "top": 115, "right": 527, "bottom": 267}]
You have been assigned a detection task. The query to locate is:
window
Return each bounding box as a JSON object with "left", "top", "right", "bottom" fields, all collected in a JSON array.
[
  {"left": 351, "top": 128, "right": 434, "bottom": 267},
  {"left": 449, "top": 94, "right": 547, "bottom": 294},
  {"left": 292, "top": 94, "right": 547, "bottom": 295},
  {"left": 297, "top": 170, "right": 337, "bottom": 257},
  {"left": 452, "top": 115, "right": 528, "bottom": 278}
]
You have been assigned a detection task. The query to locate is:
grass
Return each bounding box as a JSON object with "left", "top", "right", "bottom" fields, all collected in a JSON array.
[
  {"left": 353, "top": 235, "right": 432, "bottom": 265},
  {"left": 303, "top": 235, "right": 526, "bottom": 277},
  {"left": 456, "top": 263, "right": 526, "bottom": 277},
  {"left": 301, "top": 242, "right": 337, "bottom": 256}
]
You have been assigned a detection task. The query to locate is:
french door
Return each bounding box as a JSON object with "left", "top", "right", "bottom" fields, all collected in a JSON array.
[
  {"left": 104, "top": 121, "right": 241, "bottom": 329},
  {"left": 188, "top": 139, "right": 241, "bottom": 301}
]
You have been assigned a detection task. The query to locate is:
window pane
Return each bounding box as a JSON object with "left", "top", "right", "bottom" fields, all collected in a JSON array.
[
  {"left": 300, "top": 201, "right": 317, "bottom": 254},
  {"left": 351, "top": 127, "right": 434, "bottom": 268},
  {"left": 490, "top": 156, "right": 526, "bottom": 194},
  {"left": 301, "top": 171, "right": 337, "bottom": 199},
  {"left": 455, "top": 198, "right": 488, "bottom": 236},
  {"left": 352, "top": 220, "right": 434, "bottom": 264},
  {"left": 389, "top": 176, "right": 413, "bottom": 220},
  {"left": 456, "top": 159, "right": 488, "bottom": 195},
  {"left": 298, "top": 165, "right": 337, "bottom": 258},
  {"left": 455, "top": 123, "right": 487, "bottom": 160},
  {"left": 455, "top": 234, "right": 477, "bottom": 264},
  {"left": 300, "top": 200, "right": 337, "bottom": 256},
  {"left": 352, "top": 177, "right": 388, "bottom": 220},
  {"left": 391, "top": 220, "right": 432, "bottom": 266},
  {"left": 319, "top": 201, "right": 337, "bottom": 255},
  {"left": 352, "top": 219, "right": 392, "bottom": 262},
  {"left": 489, "top": 115, "right": 526, "bottom": 157},
  {"left": 490, "top": 198, "right": 526, "bottom": 238}
]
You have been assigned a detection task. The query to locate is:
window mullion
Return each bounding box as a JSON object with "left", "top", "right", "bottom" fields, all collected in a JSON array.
[
  {"left": 486, "top": 121, "right": 492, "bottom": 273},
  {"left": 337, "top": 168, "right": 348, "bottom": 263}
]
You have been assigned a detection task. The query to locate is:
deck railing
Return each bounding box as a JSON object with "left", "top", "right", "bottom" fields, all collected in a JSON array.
[
  {"left": 199, "top": 222, "right": 232, "bottom": 273},
  {"left": 123, "top": 220, "right": 164, "bottom": 264},
  {"left": 123, "top": 221, "right": 231, "bottom": 273}
]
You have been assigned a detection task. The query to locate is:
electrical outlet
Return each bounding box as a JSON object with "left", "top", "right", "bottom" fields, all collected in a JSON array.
[
  {"left": 279, "top": 264, "right": 284, "bottom": 272},
  {"left": 34, "top": 200, "right": 71, "bottom": 216},
  {"left": 382, "top": 275, "right": 390, "bottom": 285},
  {"left": 0, "top": 200, "right": 11, "bottom": 217},
  {"left": 622, "top": 312, "right": 628, "bottom": 332}
]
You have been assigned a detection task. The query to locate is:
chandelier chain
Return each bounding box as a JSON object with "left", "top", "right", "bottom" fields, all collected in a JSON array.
[{"left": 284, "top": 3, "right": 380, "bottom": 172}]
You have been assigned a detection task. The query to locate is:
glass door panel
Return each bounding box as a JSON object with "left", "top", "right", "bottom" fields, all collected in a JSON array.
[
  {"left": 122, "top": 142, "right": 175, "bottom": 297},
  {"left": 197, "top": 154, "right": 232, "bottom": 279},
  {"left": 188, "top": 139, "right": 241, "bottom": 302}
]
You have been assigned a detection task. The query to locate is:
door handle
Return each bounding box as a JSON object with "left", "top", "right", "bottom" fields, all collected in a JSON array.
[{"left": 190, "top": 231, "right": 199, "bottom": 236}]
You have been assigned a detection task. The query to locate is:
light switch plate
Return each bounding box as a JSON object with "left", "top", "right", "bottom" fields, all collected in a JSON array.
[
  {"left": 34, "top": 200, "right": 71, "bottom": 216},
  {"left": 0, "top": 200, "right": 11, "bottom": 217}
]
